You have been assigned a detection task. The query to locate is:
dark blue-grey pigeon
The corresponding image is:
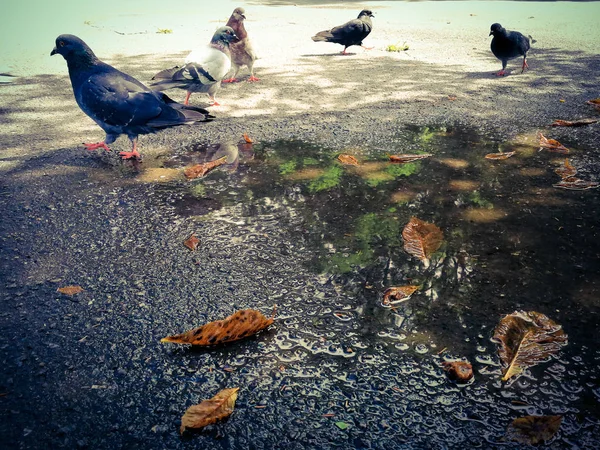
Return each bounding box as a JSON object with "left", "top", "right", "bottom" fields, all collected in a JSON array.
[
  {"left": 489, "top": 23, "right": 533, "bottom": 76},
  {"left": 150, "top": 27, "right": 237, "bottom": 106},
  {"left": 311, "top": 10, "right": 374, "bottom": 55},
  {"left": 51, "top": 34, "right": 214, "bottom": 159}
]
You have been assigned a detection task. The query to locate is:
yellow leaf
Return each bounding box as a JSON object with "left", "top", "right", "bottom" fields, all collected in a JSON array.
[
  {"left": 180, "top": 388, "right": 239, "bottom": 434},
  {"left": 337, "top": 154, "right": 359, "bottom": 166},
  {"left": 184, "top": 156, "right": 228, "bottom": 179},
  {"left": 57, "top": 286, "right": 84, "bottom": 296},
  {"left": 485, "top": 151, "right": 515, "bottom": 160}
]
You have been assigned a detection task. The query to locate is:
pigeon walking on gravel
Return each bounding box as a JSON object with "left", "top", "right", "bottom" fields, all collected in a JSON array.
[
  {"left": 151, "top": 27, "right": 237, "bottom": 106},
  {"left": 222, "top": 7, "right": 259, "bottom": 83},
  {"left": 311, "top": 10, "right": 374, "bottom": 55},
  {"left": 51, "top": 34, "right": 214, "bottom": 160},
  {"left": 489, "top": 23, "right": 532, "bottom": 76}
]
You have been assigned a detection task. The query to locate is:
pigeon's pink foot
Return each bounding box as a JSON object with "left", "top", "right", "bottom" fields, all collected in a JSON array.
[
  {"left": 83, "top": 142, "right": 111, "bottom": 152},
  {"left": 247, "top": 76, "right": 260, "bottom": 82},
  {"left": 222, "top": 78, "right": 238, "bottom": 83},
  {"left": 209, "top": 101, "right": 221, "bottom": 106},
  {"left": 183, "top": 92, "right": 192, "bottom": 106},
  {"left": 361, "top": 46, "right": 374, "bottom": 50},
  {"left": 521, "top": 60, "right": 529, "bottom": 73},
  {"left": 495, "top": 70, "right": 506, "bottom": 77},
  {"left": 119, "top": 150, "right": 141, "bottom": 160}
]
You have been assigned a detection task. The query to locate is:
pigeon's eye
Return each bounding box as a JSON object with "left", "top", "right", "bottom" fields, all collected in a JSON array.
[{"left": 59, "top": 41, "right": 65, "bottom": 47}]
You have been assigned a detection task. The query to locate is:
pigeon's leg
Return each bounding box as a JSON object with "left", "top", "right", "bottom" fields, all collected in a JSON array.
[
  {"left": 119, "top": 137, "right": 141, "bottom": 160},
  {"left": 521, "top": 57, "right": 529, "bottom": 73},
  {"left": 222, "top": 66, "right": 240, "bottom": 83},
  {"left": 184, "top": 91, "right": 192, "bottom": 106},
  {"left": 341, "top": 46, "right": 348, "bottom": 55},
  {"left": 361, "top": 45, "right": 374, "bottom": 51},
  {"left": 495, "top": 60, "right": 508, "bottom": 77},
  {"left": 83, "top": 134, "right": 116, "bottom": 152},
  {"left": 246, "top": 62, "right": 260, "bottom": 82},
  {"left": 207, "top": 93, "right": 220, "bottom": 107}
]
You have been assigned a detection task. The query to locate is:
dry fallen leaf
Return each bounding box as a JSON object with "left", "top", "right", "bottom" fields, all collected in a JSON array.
[
  {"left": 388, "top": 154, "right": 432, "bottom": 164},
  {"left": 493, "top": 311, "right": 567, "bottom": 382},
  {"left": 161, "top": 308, "right": 276, "bottom": 346},
  {"left": 242, "top": 133, "right": 254, "bottom": 144},
  {"left": 538, "top": 133, "right": 569, "bottom": 154},
  {"left": 550, "top": 118, "right": 598, "bottom": 127},
  {"left": 554, "top": 159, "right": 577, "bottom": 179},
  {"left": 57, "top": 286, "right": 84, "bottom": 296},
  {"left": 505, "top": 415, "right": 563, "bottom": 445},
  {"left": 485, "top": 151, "right": 516, "bottom": 160},
  {"left": 442, "top": 361, "right": 473, "bottom": 382},
  {"left": 338, "top": 154, "right": 359, "bottom": 166},
  {"left": 382, "top": 285, "right": 419, "bottom": 306},
  {"left": 180, "top": 388, "right": 239, "bottom": 434},
  {"left": 553, "top": 179, "right": 599, "bottom": 190},
  {"left": 402, "top": 217, "right": 444, "bottom": 265},
  {"left": 183, "top": 233, "right": 200, "bottom": 251},
  {"left": 586, "top": 99, "right": 600, "bottom": 111},
  {"left": 184, "top": 156, "right": 228, "bottom": 179}
]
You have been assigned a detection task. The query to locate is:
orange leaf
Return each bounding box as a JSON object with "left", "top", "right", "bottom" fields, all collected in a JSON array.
[
  {"left": 183, "top": 233, "right": 200, "bottom": 251},
  {"left": 57, "top": 285, "right": 84, "bottom": 296},
  {"left": 388, "top": 154, "right": 432, "bottom": 164},
  {"left": 550, "top": 118, "right": 598, "bottom": 127},
  {"left": 242, "top": 133, "right": 254, "bottom": 144},
  {"left": 338, "top": 154, "right": 359, "bottom": 165},
  {"left": 553, "top": 178, "right": 599, "bottom": 190},
  {"left": 180, "top": 388, "right": 239, "bottom": 434},
  {"left": 161, "top": 308, "right": 276, "bottom": 346},
  {"left": 554, "top": 159, "right": 577, "bottom": 179},
  {"left": 537, "top": 133, "right": 569, "bottom": 154},
  {"left": 402, "top": 217, "right": 444, "bottom": 264},
  {"left": 184, "top": 156, "right": 228, "bottom": 179},
  {"left": 382, "top": 285, "right": 419, "bottom": 306},
  {"left": 441, "top": 361, "right": 473, "bottom": 382},
  {"left": 485, "top": 151, "right": 516, "bottom": 160}
]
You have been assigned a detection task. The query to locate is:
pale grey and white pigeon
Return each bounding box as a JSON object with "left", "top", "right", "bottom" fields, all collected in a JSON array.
[
  {"left": 311, "top": 10, "right": 374, "bottom": 55},
  {"left": 223, "top": 7, "right": 259, "bottom": 83},
  {"left": 151, "top": 26, "right": 237, "bottom": 106},
  {"left": 51, "top": 34, "right": 214, "bottom": 160},
  {"left": 489, "top": 23, "right": 533, "bottom": 76}
]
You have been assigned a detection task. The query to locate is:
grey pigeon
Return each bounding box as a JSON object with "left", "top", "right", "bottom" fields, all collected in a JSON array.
[
  {"left": 311, "top": 10, "right": 374, "bottom": 55},
  {"left": 489, "top": 23, "right": 532, "bottom": 76},
  {"left": 223, "top": 7, "right": 259, "bottom": 83},
  {"left": 51, "top": 34, "right": 214, "bottom": 160},
  {"left": 151, "top": 27, "right": 237, "bottom": 106}
]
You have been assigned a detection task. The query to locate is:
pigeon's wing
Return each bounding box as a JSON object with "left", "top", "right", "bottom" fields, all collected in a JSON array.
[
  {"left": 184, "top": 47, "right": 231, "bottom": 84},
  {"left": 329, "top": 18, "right": 365, "bottom": 43}
]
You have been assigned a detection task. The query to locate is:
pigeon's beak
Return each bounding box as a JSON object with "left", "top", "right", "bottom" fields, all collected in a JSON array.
[
  {"left": 241, "top": 14, "right": 246, "bottom": 19},
  {"left": 50, "top": 47, "right": 57, "bottom": 56},
  {"left": 489, "top": 31, "right": 493, "bottom": 36}
]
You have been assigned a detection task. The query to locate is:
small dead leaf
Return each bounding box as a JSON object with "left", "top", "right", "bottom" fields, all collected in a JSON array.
[
  {"left": 442, "top": 361, "right": 473, "bottom": 382},
  {"left": 538, "top": 133, "right": 569, "bottom": 154},
  {"left": 493, "top": 311, "right": 567, "bottom": 381},
  {"left": 180, "top": 388, "right": 239, "bottom": 434},
  {"left": 161, "top": 307, "right": 276, "bottom": 346},
  {"left": 586, "top": 99, "right": 600, "bottom": 111},
  {"left": 57, "top": 286, "right": 84, "bottom": 296},
  {"left": 242, "top": 133, "right": 254, "bottom": 144},
  {"left": 553, "top": 178, "right": 599, "bottom": 190},
  {"left": 485, "top": 151, "right": 516, "bottom": 160},
  {"left": 550, "top": 118, "right": 598, "bottom": 127},
  {"left": 554, "top": 159, "right": 577, "bottom": 179},
  {"left": 505, "top": 415, "right": 563, "bottom": 445},
  {"left": 402, "top": 217, "right": 444, "bottom": 264},
  {"left": 338, "top": 154, "right": 359, "bottom": 166},
  {"left": 184, "top": 156, "right": 228, "bottom": 179},
  {"left": 382, "top": 285, "right": 419, "bottom": 306},
  {"left": 183, "top": 233, "right": 200, "bottom": 251},
  {"left": 388, "top": 154, "right": 432, "bottom": 164},
  {"left": 448, "top": 95, "right": 457, "bottom": 101}
]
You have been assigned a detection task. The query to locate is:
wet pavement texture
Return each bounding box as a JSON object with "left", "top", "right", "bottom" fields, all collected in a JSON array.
[{"left": 1, "top": 125, "right": 600, "bottom": 449}]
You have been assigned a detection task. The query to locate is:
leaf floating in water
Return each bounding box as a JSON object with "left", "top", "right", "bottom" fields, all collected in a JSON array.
[
  {"left": 184, "top": 156, "right": 228, "bottom": 179},
  {"left": 550, "top": 118, "right": 598, "bottom": 127},
  {"left": 161, "top": 307, "right": 276, "bottom": 346},
  {"left": 337, "top": 154, "right": 359, "bottom": 166},
  {"left": 180, "top": 388, "right": 239, "bottom": 434},
  {"left": 442, "top": 361, "right": 473, "bottom": 382},
  {"left": 335, "top": 421, "right": 349, "bottom": 430},
  {"left": 183, "top": 233, "right": 200, "bottom": 251},
  {"left": 553, "top": 178, "right": 599, "bottom": 190},
  {"left": 505, "top": 415, "right": 563, "bottom": 445},
  {"left": 554, "top": 159, "right": 577, "bottom": 179},
  {"left": 493, "top": 311, "right": 567, "bottom": 382},
  {"left": 402, "top": 217, "right": 444, "bottom": 265},
  {"left": 538, "top": 133, "right": 569, "bottom": 154},
  {"left": 388, "top": 154, "right": 432, "bottom": 164},
  {"left": 485, "top": 151, "right": 515, "bottom": 160},
  {"left": 242, "top": 133, "right": 254, "bottom": 144},
  {"left": 382, "top": 285, "right": 419, "bottom": 306},
  {"left": 57, "top": 285, "right": 84, "bottom": 296},
  {"left": 586, "top": 98, "right": 600, "bottom": 111}
]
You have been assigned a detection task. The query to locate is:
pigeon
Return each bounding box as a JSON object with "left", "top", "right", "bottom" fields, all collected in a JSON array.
[
  {"left": 51, "top": 34, "right": 214, "bottom": 160},
  {"left": 489, "top": 23, "right": 532, "bottom": 76},
  {"left": 151, "top": 26, "right": 237, "bottom": 106},
  {"left": 223, "top": 7, "right": 259, "bottom": 83},
  {"left": 311, "top": 10, "right": 374, "bottom": 55}
]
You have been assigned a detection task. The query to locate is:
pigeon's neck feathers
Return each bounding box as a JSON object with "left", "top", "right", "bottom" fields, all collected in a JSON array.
[
  {"left": 226, "top": 17, "right": 247, "bottom": 40},
  {"left": 66, "top": 49, "right": 101, "bottom": 84},
  {"left": 210, "top": 40, "right": 231, "bottom": 56}
]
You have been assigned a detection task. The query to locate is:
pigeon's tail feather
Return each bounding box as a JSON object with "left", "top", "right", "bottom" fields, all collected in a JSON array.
[
  {"left": 528, "top": 35, "right": 537, "bottom": 45},
  {"left": 312, "top": 31, "right": 334, "bottom": 42},
  {"left": 149, "top": 66, "right": 190, "bottom": 90},
  {"left": 161, "top": 93, "right": 216, "bottom": 121},
  {"left": 152, "top": 66, "right": 182, "bottom": 81},
  {"left": 146, "top": 93, "right": 215, "bottom": 128}
]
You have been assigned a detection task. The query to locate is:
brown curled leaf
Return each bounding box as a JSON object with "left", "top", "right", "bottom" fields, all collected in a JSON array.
[
  {"left": 338, "top": 154, "right": 359, "bottom": 166},
  {"left": 442, "top": 361, "right": 473, "bottom": 382},
  {"left": 538, "top": 133, "right": 569, "bottom": 154},
  {"left": 161, "top": 307, "right": 276, "bottom": 346},
  {"left": 554, "top": 159, "right": 577, "bottom": 179},
  {"left": 505, "top": 415, "right": 563, "bottom": 445},
  {"left": 242, "top": 133, "right": 254, "bottom": 144},
  {"left": 553, "top": 178, "right": 599, "bottom": 190},
  {"left": 388, "top": 154, "right": 432, "bottom": 164},
  {"left": 485, "top": 151, "right": 516, "bottom": 160},
  {"left": 382, "top": 285, "right": 419, "bottom": 306},
  {"left": 550, "top": 118, "right": 598, "bottom": 127},
  {"left": 183, "top": 233, "right": 200, "bottom": 251},
  {"left": 180, "top": 388, "right": 239, "bottom": 434},
  {"left": 586, "top": 99, "right": 600, "bottom": 111},
  {"left": 493, "top": 311, "right": 567, "bottom": 382},
  {"left": 184, "top": 156, "right": 228, "bottom": 179},
  {"left": 402, "top": 217, "right": 444, "bottom": 265},
  {"left": 57, "top": 286, "right": 84, "bottom": 296}
]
